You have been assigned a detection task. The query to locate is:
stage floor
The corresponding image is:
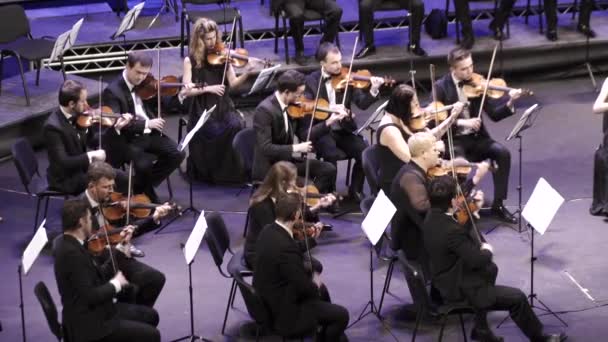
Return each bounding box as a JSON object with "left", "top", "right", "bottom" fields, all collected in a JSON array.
[{"left": 0, "top": 74, "right": 607, "bottom": 341}]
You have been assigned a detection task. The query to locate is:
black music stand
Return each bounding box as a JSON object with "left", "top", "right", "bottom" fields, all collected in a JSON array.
[
  {"left": 245, "top": 64, "right": 281, "bottom": 96},
  {"left": 147, "top": 0, "right": 179, "bottom": 29},
  {"left": 356, "top": 100, "right": 388, "bottom": 144},
  {"left": 112, "top": 2, "right": 145, "bottom": 41},
  {"left": 48, "top": 18, "right": 84, "bottom": 80}
]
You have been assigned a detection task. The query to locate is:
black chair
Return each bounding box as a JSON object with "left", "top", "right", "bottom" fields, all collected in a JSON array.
[
  {"left": 0, "top": 5, "right": 58, "bottom": 106},
  {"left": 232, "top": 127, "right": 262, "bottom": 237},
  {"left": 397, "top": 251, "right": 473, "bottom": 341},
  {"left": 525, "top": 0, "right": 545, "bottom": 33},
  {"left": 273, "top": 0, "right": 341, "bottom": 64},
  {"left": 11, "top": 138, "right": 69, "bottom": 232},
  {"left": 445, "top": 0, "right": 511, "bottom": 43},
  {"left": 361, "top": 144, "right": 382, "bottom": 197},
  {"left": 358, "top": 0, "right": 413, "bottom": 47},
  {"left": 34, "top": 281, "right": 66, "bottom": 341},
  {"left": 180, "top": 0, "right": 244, "bottom": 57},
  {"left": 203, "top": 212, "right": 253, "bottom": 335},
  {"left": 233, "top": 272, "right": 314, "bottom": 341}
]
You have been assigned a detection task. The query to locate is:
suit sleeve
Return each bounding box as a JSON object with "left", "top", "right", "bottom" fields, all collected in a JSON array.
[
  {"left": 59, "top": 249, "right": 117, "bottom": 306},
  {"left": 44, "top": 126, "right": 89, "bottom": 172},
  {"left": 483, "top": 96, "right": 514, "bottom": 122},
  {"left": 277, "top": 244, "right": 319, "bottom": 299},
  {"left": 351, "top": 87, "right": 377, "bottom": 110},
  {"left": 254, "top": 105, "right": 293, "bottom": 160},
  {"left": 102, "top": 87, "right": 146, "bottom": 135},
  {"left": 447, "top": 228, "right": 492, "bottom": 269}
]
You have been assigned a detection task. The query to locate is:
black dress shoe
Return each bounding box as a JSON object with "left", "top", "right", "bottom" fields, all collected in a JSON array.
[
  {"left": 321, "top": 223, "right": 333, "bottom": 232},
  {"left": 577, "top": 24, "right": 596, "bottom": 38},
  {"left": 408, "top": 43, "right": 427, "bottom": 57},
  {"left": 546, "top": 30, "right": 558, "bottom": 41},
  {"left": 294, "top": 51, "right": 307, "bottom": 65},
  {"left": 488, "top": 20, "right": 504, "bottom": 41},
  {"left": 129, "top": 245, "right": 146, "bottom": 258},
  {"left": 533, "top": 332, "right": 567, "bottom": 342},
  {"left": 355, "top": 45, "right": 376, "bottom": 59},
  {"left": 461, "top": 35, "right": 475, "bottom": 49},
  {"left": 471, "top": 326, "right": 504, "bottom": 342},
  {"left": 491, "top": 205, "right": 518, "bottom": 224}
]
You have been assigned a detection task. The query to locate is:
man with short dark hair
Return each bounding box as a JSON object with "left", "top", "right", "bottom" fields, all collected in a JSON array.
[
  {"left": 253, "top": 192, "right": 349, "bottom": 341},
  {"left": 103, "top": 51, "right": 185, "bottom": 203},
  {"left": 53, "top": 199, "right": 160, "bottom": 342},
  {"left": 423, "top": 176, "right": 566, "bottom": 342},
  {"left": 252, "top": 69, "right": 342, "bottom": 193}
]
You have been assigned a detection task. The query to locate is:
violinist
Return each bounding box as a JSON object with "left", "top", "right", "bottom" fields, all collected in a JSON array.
[
  {"left": 80, "top": 161, "right": 170, "bottom": 307},
  {"left": 179, "top": 18, "right": 251, "bottom": 184},
  {"left": 252, "top": 70, "right": 341, "bottom": 194},
  {"left": 53, "top": 199, "right": 160, "bottom": 342},
  {"left": 44, "top": 80, "right": 131, "bottom": 195},
  {"left": 422, "top": 176, "right": 567, "bottom": 342},
  {"left": 434, "top": 48, "right": 522, "bottom": 223},
  {"left": 253, "top": 192, "right": 349, "bottom": 341},
  {"left": 298, "top": 42, "right": 384, "bottom": 202},
  {"left": 103, "top": 51, "right": 186, "bottom": 203}
]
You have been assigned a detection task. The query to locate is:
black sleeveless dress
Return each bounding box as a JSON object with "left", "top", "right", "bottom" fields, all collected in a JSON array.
[
  {"left": 377, "top": 123, "right": 411, "bottom": 195},
  {"left": 185, "top": 57, "right": 245, "bottom": 184},
  {"left": 590, "top": 114, "right": 608, "bottom": 215}
]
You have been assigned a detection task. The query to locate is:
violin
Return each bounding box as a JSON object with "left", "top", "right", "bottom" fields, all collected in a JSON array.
[
  {"left": 293, "top": 221, "right": 320, "bottom": 241},
  {"left": 331, "top": 67, "right": 395, "bottom": 90},
  {"left": 287, "top": 97, "right": 341, "bottom": 121},
  {"left": 207, "top": 42, "right": 249, "bottom": 68},
  {"left": 101, "top": 192, "right": 180, "bottom": 222},
  {"left": 76, "top": 106, "right": 124, "bottom": 128},
  {"left": 408, "top": 101, "right": 468, "bottom": 132},
  {"left": 135, "top": 74, "right": 184, "bottom": 100},
  {"left": 87, "top": 224, "right": 138, "bottom": 255},
  {"left": 462, "top": 73, "right": 533, "bottom": 99}
]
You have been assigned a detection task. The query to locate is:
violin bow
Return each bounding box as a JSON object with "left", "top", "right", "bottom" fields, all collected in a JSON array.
[
  {"left": 475, "top": 43, "right": 499, "bottom": 120},
  {"left": 340, "top": 36, "right": 358, "bottom": 115},
  {"left": 430, "top": 64, "right": 440, "bottom": 125},
  {"left": 98, "top": 75, "right": 103, "bottom": 150},
  {"left": 156, "top": 48, "right": 164, "bottom": 137},
  {"left": 221, "top": 17, "right": 238, "bottom": 88}
]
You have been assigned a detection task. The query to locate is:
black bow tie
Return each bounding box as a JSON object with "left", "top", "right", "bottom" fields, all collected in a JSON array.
[
  {"left": 90, "top": 206, "right": 100, "bottom": 217},
  {"left": 322, "top": 75, "right": 331, "bottom": 83},
  {"left": 457, "top": 81, "right": 465, "bottom": 88}
]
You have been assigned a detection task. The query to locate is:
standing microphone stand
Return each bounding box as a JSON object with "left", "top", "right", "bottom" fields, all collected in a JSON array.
[
  {"left": 18, "top": 265, "right": 26, "bottom": 342},
  {"left": 561, "top": 33, "right": 601, "bottom": 91}
]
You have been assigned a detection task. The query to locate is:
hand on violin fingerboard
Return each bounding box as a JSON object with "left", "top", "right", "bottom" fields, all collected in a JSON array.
[
  {"left": 152, "top": 203, "right": 173, "bottom": 223},
  {"left": 114, "top": 114, "right": 133, "bottom": 131}
]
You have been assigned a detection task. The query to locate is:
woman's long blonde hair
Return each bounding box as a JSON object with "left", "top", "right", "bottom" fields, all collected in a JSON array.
[
  {"left": 189, "top": 18, "right": 221, "bottom": 68},
  {"left": 250, "top": 162, "right": 298, "bottom": 206}
]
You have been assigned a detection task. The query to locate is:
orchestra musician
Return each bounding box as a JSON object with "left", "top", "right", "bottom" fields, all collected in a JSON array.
[
  {"left": 453, "top": 0, "right": 516, "bottom": 48},
  {"left": 298, "top": 42, "right": 383, "bottom": 202},
  {"left": 53, "top": 199, "right": 161, "bottom": 342},
  {"left": 423, "top": 176, "right": 567, "bottom": 342},
  {"left": 103, "top": 51, "right": 186, "bottom": 203},
  {"left": 271, "top": 0, "right": 343, "bottom": 65},
  {"left": 434, "top": 48, "right": 521, "bottom": 223},
  {"left": 355, "top": 0, "right": 426, "bottom": 58},
  {"left": 252, "top": 69, "right": 343, "bottom": 194},
  {"left": 253, "top": 192, "right": 349, "bottom": 341},
  {"left": 543, "top": 0, "right": 595, "bottom": 41},
  {"left": 43, "top": 80, "right": 131, "bottom": 195},
  {"left": 179, "top": 18, "right": 250, "bottom": 184}
]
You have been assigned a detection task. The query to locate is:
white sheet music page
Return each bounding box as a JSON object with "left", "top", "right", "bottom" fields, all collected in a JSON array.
[
  {"left": 522, "top": 178, "right": 564, "bottom": 235},
  {"left": 22, "top": 219, "right": 48, "bottom": 275},
  {"left": 178, "top": 105, "right": 215, "bottom": 151},
  {"left": 361, "top": 190, "right": 397, "bottom": 245},
  {"left": 184, "top": 211, "right": 207, "bottom": 265}
]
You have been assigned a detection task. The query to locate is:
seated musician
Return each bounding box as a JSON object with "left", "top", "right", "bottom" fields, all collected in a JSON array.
[
  {"left": 179, "top": 18, "right": 250, "bottom": 184},
  {"left": 253, "top": 192, "right": 349, "bottom": 341},
  {"left": 435, "top": 48, "right": 522, "bottom": 224},
  {"left": 390, "top": 132, "right": 488, "bottom": 265},
  {"left": 244, "top": 161, "right": 335, "bottom": 270},
  {"left": 80, "top": 161, "right": 169, "bottom": 306},
  {"left": 103, "top": 51, "right": 186, "bottom": 203},
  {"left": 297, "top": 42, "right": 384, "bottom": 202},
  {"left": 377, "top": 84, "right": 462, "bottom": 194},
  {"left": 252, "top": 69, "right": 344, "bottom": 194},
  {"left": 53, "top": 199, "right": 160, "bottom": 342},
  {"left": 44, "top": 80, "right": 131, "bottom": 195},
  {"left": 356, "top": 0, "right": 426, "bottom": 58},
  {"left": 453, "top": 0, "right": 516, "bottom": 48},
  {"left": 423, "top": 176, "right": 566, "bottom": 342},
  {"left": 543, "top": 0, "right": 594, "bottom": 41}
]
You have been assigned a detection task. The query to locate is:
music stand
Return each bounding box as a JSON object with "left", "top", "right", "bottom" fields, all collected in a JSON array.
[
  {"left": 245, "top": 64, "right": 281, "bottom": 96},
  {"left": 48, "top": 18, "right": 84, "bottom": 80},
  {"left": 171, "top": 211, "right": 212, "bottom": 342},
  {"left": 111, "top": 2, "right": 145, "bottom": 41},
  {"left": 20, "top": 220, "right": 49, "bottom": 342},
  {"left": 147, "top": 0, "right": 179, "bottom": 29},
  {"left": 356, "top": 100, "right": 388, "bottom": 143}
]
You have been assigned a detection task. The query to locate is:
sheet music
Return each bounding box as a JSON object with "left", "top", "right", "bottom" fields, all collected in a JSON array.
[
  {"left": 184, "top": 211, "right": 207, "bottom": 265},
  {"left": 522, "top": 177, "right": 564, "bottom": 235},
  {"left": 68, "top": 18, "right": 85, "bottom": 46},
  {"left": 248, "top": 64, "right": 282, "bottom": 95},
  {"left": 361, "top": 190, "right": 397, "bottom": 245},
  {"left": 49, "top": 30, "right": 71, "bottom": 63},
  {"left": 22, "top": 219, "right": 48, "bottom": 275},
  {"left": 113, "top": 2, "right": 145, "bottom": 39},
  {"left": 507, "top": 104, "right": 539, "bottom": 141},
  {"left": 178, "top": 105, "right": 215, "bottom": 152}
]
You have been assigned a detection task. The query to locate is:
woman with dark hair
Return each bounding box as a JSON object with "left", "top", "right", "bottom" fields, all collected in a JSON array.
[
  {"left": 179, "top": 18, "right": 251, "bottom": 184},
  {"left": 376, "top": 84, "right": 461, "bottom": 194},
  {"left": 244, "top": 161, "right": 335, "bottom": 269}
]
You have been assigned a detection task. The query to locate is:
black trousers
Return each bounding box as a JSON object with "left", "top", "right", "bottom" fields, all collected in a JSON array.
[
  {"left": 359, "top": 0, "right": 424, "bottom": 46},
  {"left": 296, "top": 299, "right": 349, "bottom": 341},
  {"left": 120, "top": 258, "right": 166, "bottom": 307},
  {"left": 314, "top": 130, "right": 367, "bottom": 194},
  {"left": 283, "top": 0, "right": 343, "bottom": 52},
  {"left": 453, "top": 134, "right": 511, "bottom": 203},
  {"left": 295, "top": 158, "right": 337, "bottom": 194},
  {"left": 128, "top": 133, "right": 185, "bottom": 189},
  {"left": 544, "top": 0, "right": 593, "bottom": 31},
  {"left": 97, "top": 303, "right": 160, "bottom": 342},
  {"left": 453, "top": 0, "right": 515, "bottom": 34},
  {"left": 471, "top": 285, "right": 544, "bottom": 340}
]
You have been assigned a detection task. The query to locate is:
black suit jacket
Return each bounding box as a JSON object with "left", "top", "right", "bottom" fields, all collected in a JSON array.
[
  {"left": 422, "top": 208, "right": 498, "bottom": 308},
  {"left": 43, "top": 109, "right": 96, "bottom": 194},
  {"left": 253, "top": 222, "right": 319, "bottom": 335},
  {"left": 433, "top": 74, "right": 514, "bottom": 139},
  {"left": 252, "top": 94, "right": 329, "bottom": 180},
  {"left": 53, "top": 234, "right": 128, "bottom": 341}
]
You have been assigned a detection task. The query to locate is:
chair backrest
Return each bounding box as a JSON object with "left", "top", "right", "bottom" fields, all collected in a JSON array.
[
  {"left": 397, "top": 250, "right": 434, "bottom": 313},
  {"left": 34, "top": 281, "right": 62, "bottom": 340},
  {"left": 11, "top": 138, "right": 39, "bottom": 193},
  {"left": 234, "top": 273, "right": 273, "bottom": 330},
  {"left": 204, "top": 212, "right": 232, "bottom": 272},
  {"left": 362, "top": 144, "right": 382, "bottom": 196},
  {"left": 0, "top": 5, "right": 31, "bottom": 44},
  {"left": 232, "top": 128, "right": 256, "bottom": 180}
]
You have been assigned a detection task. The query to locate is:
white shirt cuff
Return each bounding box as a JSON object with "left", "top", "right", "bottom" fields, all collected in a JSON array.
[
  {"left": 86, "top": 152, "right": 94, "bottom": 163},
  {"left": 144, "top": 120, "right": 151, "bottom": 134},
  {"left": 110, "top": 279, "right": 122, "bottom": 293}
]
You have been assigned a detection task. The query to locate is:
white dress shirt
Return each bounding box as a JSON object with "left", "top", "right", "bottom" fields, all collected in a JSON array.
[
  {"left": 275, "top": 220, "right": 294, "bottom": 239},
  {"left": 275, "top": 91, "right": 290, "bottom": 134},
  {"left": 122, "top": 70, "right": 151, "bottom": 134},
  {"left": 452, "top": 73, "right": 473, "bottom": 135}
]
